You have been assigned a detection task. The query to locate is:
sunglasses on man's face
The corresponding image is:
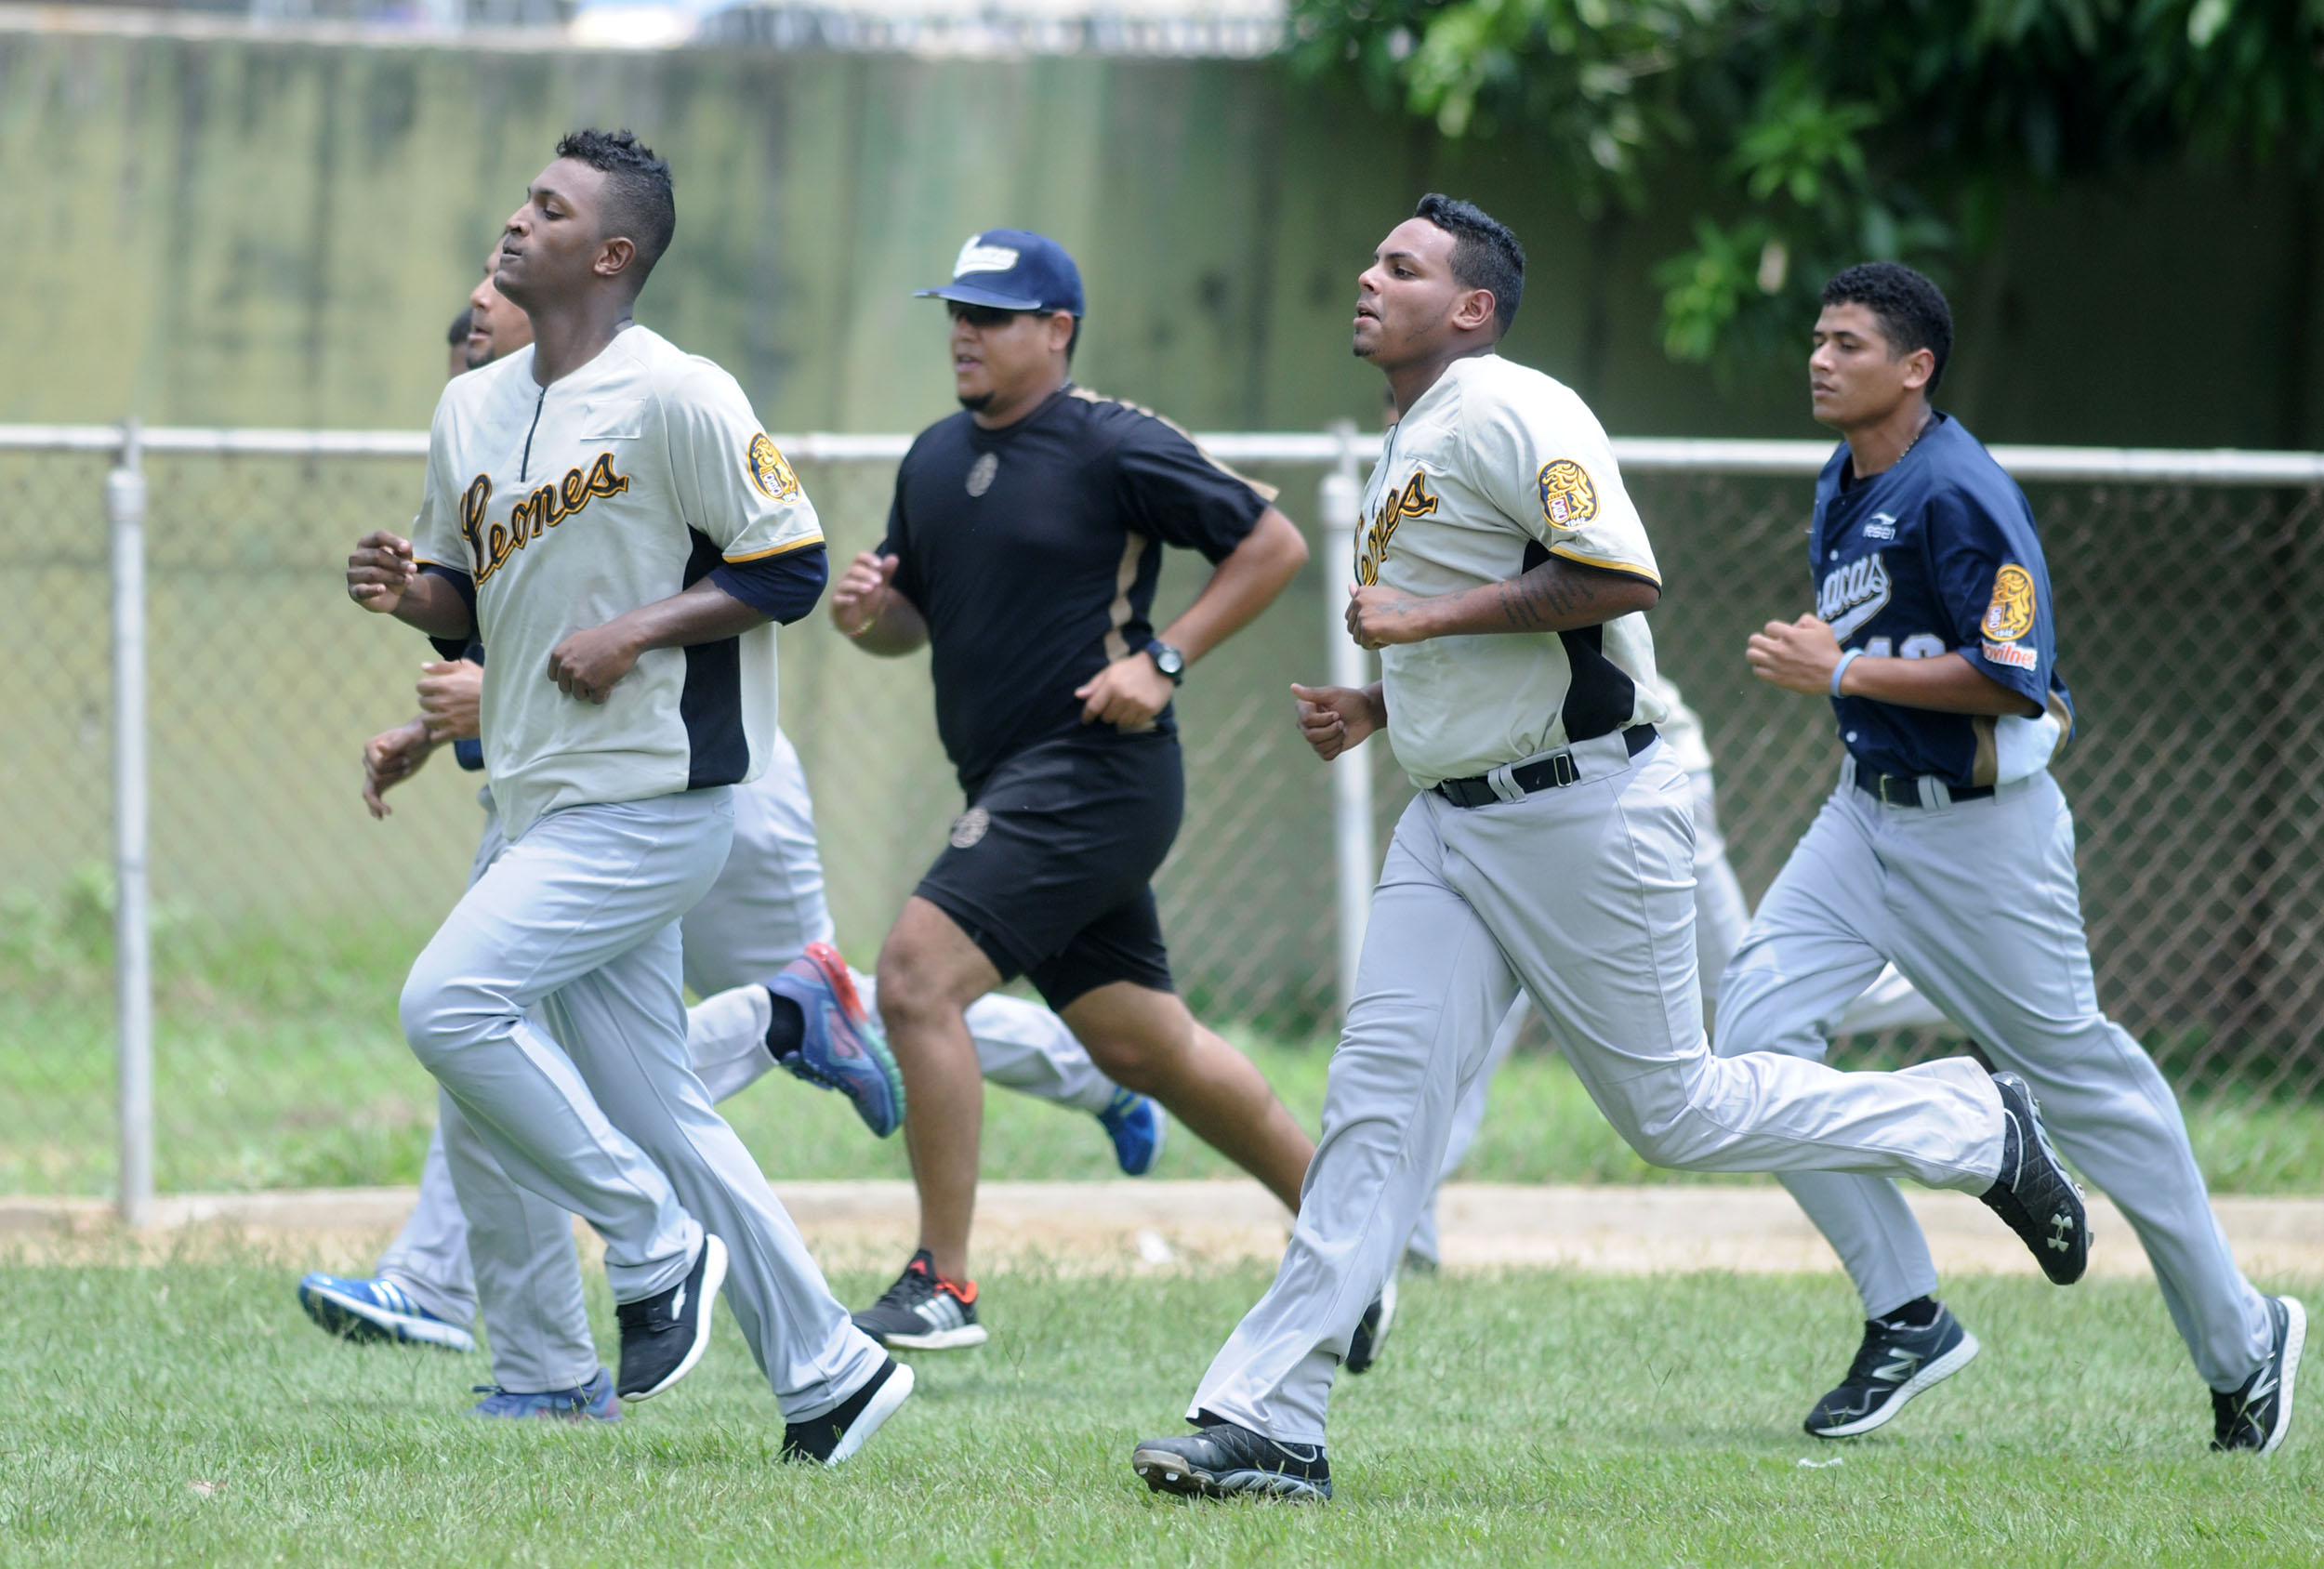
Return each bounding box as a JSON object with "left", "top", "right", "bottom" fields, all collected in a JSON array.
[{"left": 946, "top": 302, "right": 1023, "bottom": 329}]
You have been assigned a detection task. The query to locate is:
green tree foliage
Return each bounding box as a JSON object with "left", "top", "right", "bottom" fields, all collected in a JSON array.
[{"left": 1290, "top": 0, "right": 2324, "bottom": 362}]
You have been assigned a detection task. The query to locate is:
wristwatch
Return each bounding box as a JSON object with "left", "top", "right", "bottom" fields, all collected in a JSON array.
[{"left": 1143, "top": 638, "right": 1186, "bottom": 685}]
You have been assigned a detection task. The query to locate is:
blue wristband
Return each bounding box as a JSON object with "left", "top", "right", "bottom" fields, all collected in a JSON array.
[{"left": 1830, "top": 647, "right": 1866, "bottom": 698}]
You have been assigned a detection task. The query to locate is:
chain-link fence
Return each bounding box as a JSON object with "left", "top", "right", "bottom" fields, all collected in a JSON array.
[{"left": 4, "top": 426, "right": 2321, "bottom": 1206}]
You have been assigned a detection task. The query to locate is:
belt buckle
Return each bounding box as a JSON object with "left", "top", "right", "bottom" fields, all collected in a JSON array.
[{"left": 1878, "top": 773, "right": 1914, "bottom": 808}]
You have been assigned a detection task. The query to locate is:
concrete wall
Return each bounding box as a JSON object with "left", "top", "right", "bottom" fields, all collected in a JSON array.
[{"left": 6, "top": 30, "right": 2321, "bottom": 447}]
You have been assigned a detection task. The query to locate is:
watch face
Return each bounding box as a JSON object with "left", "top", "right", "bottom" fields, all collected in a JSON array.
[{"left": 1155, "top": 646, "right": 1183, "bottom": 675}]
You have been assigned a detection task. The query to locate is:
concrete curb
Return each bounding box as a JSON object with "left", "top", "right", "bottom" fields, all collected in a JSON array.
[{"left": 8, "top": 1180, "right": 2324, "bottom": 1278}]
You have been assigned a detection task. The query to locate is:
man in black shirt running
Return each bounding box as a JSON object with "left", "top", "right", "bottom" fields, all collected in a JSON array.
[{"left": 832, "top": 231, "right": 1316, "bottom": 1349}]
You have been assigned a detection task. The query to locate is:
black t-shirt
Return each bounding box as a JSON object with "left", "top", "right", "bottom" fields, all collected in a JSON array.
[{"left": 879, "top": 385, "right": 1270, "bottom": 794}]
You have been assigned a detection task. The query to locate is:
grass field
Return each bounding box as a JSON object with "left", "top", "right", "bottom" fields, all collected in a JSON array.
[
  {"left": 2, "top": 1256, "right": 2316, "bottom": 1566},
  {"left": 8, "top": 919, "right": 2324, "bottom": 1196}
]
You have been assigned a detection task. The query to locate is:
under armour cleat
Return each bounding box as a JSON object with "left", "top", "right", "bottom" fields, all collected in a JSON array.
[
  {"left": 1978, "top": 1072, "right": 2090, "bottom": 1285},
  {"left": 772, "top": 943, "right": 905, "bottom": 1139},
  {"left": 783, "top": 1356, "right": 916, "bottom": 1464},
  {"left": 297, "top": 1272, "right": 476, "bottom": 1353},
  {"left": 469, "top": 1366, "right": 620, "bottom": 1422},
  {"left": 1132, "top": 1415, "right": 1332, "bottom": 1501},
  {"left": 1098, "top": 1088, "right": 1167, "bottom": 1177},
  {"left": 1804, "top": 1305, "right": 1980, "bottom": 1438},
  {"left": 1345, "top": 1276, "right": 1395, "bottom": 1375},
  {"left": 615, "top": 1233, "right": 726, "bottom": 1401},
  {"left": 2213, "top": 1295, "right": 2305, "bottom": 1454},
  {"left": 852, "top": 1249, "right": 986, "bottom": 1351}
]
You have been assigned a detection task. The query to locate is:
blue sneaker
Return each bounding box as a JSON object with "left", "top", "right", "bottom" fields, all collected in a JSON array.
[
  {"left": 1098, "top": 1088, "right": 1167, "bottom": 1177},
  {"left": 297, "top": 1272, "right": 476, "bottom": 1353},
  {"left": 772, "top": 943, "right": 905, "bottom": 1138},
  {"left": 469, "top": 1366, "right": 620, "bottom": 1422}
]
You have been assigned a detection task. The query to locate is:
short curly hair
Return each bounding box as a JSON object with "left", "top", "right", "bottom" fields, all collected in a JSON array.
[
  {"left": 554, "top": 128, "right": 676, "bottom": 292},
  {"left": 1413, "top": 193, "right": 1525, "bottom": 337},
  {"left": 1820, "top": 262, "right": 1953, "bottom": 393}
]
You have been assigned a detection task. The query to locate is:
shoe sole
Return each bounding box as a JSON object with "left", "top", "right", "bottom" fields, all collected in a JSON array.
[
  {"left": 299, "top": 1282, "right": 476, "bottom": 1354},
  {"left": 873, "top": 1322, "right": 988, "bottom": 1351},
  {"left": 2261, "top": 1298, "right": 2305, "bottom": 1457},
  {"left": 1115, "top": 1102, "right": 1167, "bottom": 1178},
  {"left": 622, "top": 1234, "right": 728, "bottom": 1403},
  {"left": 820, "top": 1361, "right": 916, "bottom": 1465},
  {"left": 1807, "top": 1330, "right": 1981, "bottom": 1439},
  {"left": 1131, "top": 1446, "right": 1330, "bottom": 1503},
  {"left": 1994, "top": 1075, "right": 2091, "bottom": 1285},
  {"left": 801, "top": 947, "right": 907, "bottom": 1139}
]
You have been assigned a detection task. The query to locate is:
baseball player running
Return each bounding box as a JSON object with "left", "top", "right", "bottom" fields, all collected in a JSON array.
[
  {"left": 343, "top": 130, "right": 908, "bottom": 1462},
  {"left": 830, "top": 230, "right": 1325, "bottom": 1351},
  {"left": 1719, "top": 261, "right": 2302, "bottom": 1453},
  {"left": 1401, "top": 670, "right": 1955, "bottom": 1273},
  {"left": 1130, "top": 196, "right": 2087, "bottom": 1504}
]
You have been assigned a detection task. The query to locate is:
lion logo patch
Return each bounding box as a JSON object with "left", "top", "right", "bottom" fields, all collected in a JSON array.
[
  {"left": 1538, "top": 459, "right": 1598, "bottom": 530},
  {"left": 966, "top": 452, "right": 999, "bottom": 497},
  {"left": 746, "top": 433, "right": 799, "bottom": 501},
  {"left": 949, "top": 807, "right": 991, "bottom": 850},
  {"left": 1982, "top": 563, "right": 2037, "bottom": 643}
]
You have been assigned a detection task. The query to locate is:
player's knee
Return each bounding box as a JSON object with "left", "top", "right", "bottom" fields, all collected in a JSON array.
[{"left": 398, "top": 961, "right": 505, "bottom": 1070}]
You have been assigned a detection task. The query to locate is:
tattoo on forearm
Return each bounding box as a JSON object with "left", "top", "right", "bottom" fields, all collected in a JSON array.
[{"left": 1498, "top": 564, "right": 1590, "bottom": 630}]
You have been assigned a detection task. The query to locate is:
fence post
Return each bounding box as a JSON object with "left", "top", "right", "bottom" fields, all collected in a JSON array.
[
  {"left": 108, "top": 421, "right": 152, "bottom": 1227},
  {"left": 1317, "top": 420, "right": 1373, "bottom": 1022}
]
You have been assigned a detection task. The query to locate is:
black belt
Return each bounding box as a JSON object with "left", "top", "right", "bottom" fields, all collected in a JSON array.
[
  {"left": 1434, "top": 726, "right": 1657, "bottom": 809},
  {"left": 1852, "top": 766, "right": 1993, "bottom": 809}
]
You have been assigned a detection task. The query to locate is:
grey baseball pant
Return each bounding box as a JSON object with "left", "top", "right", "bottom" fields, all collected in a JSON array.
[
  {"left": 399, "top": 787, "right": 885, "bottom": 1416},
  {"left": 1404, "top": 765, "right": 1952, "bottom": 1267},
  {"left": 1190, "top": 738, "right": 2006, "bottom": 1445},
  {"left": 1713, "top": 767, "right": 2272, "bottom": 1390}
]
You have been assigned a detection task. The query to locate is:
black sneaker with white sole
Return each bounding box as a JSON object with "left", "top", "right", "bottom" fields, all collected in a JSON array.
[
  {"left": 614, "top": 1233, "right": 727, "bottom": 1401},
  {"left": 851, "top": 1249, "right": 986, "bottom": 1351},
  {"left": 1804, "top": 1304, "right": 1980, "bottom": 1439},
  {"left": 2212, "top": 1295, "right": 2305, "bottom": 1454},
  {"left": 1345, "top": 1277, "right": 1395, "bottom": 1375},
  {"left": 783, "top": 1355, "right": 917, "bottom": 1464},
  {"left": 1977, "top": 1073, "right": 2090, "bottom": 1285},
  {"left": 1132, "top": 1414, "right": 1332, "bottom": 1502}
]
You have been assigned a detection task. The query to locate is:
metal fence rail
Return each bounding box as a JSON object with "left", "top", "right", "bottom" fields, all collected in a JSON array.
[{"left": 4, "top": 422, "right": 2320, "bottom": 1213}]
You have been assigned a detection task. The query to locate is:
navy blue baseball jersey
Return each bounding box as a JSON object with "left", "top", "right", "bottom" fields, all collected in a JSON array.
[{"left": 1810, "top": 412, "right": 2073, "bottom": 788}]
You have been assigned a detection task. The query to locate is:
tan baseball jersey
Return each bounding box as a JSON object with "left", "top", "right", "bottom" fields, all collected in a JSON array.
[
  {"left": 412, "top": 325, "right": 821, "bottom": 838},
  {"left": 1357, "top": 352, "right": 1667, "bottom": 788}
]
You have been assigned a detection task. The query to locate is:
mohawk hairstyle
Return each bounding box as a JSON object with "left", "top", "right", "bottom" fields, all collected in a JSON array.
[
  {"left": 1821, "top": 262, "right": 1954, "bottom": 392},
  {"left": 1413, "top": 193, "right": 1525, "bottom": 336},
  {"left": 554, "top": 128, "right": 677, "bottom": 292}
]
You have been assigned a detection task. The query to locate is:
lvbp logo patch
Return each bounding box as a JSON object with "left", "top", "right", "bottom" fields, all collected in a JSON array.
[
  {"left": 949, "top": 807, "right": 991, "bottom": 849},
  {"left": 1816, "top": 551, "right": 1892, "bottom": 641},
  {"left": 966, "top": 452, "right": 999, "bottom": 497}
]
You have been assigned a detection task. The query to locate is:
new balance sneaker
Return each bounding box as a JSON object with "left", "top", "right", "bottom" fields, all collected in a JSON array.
[
  {"left": 1132, "top": 1415, "right": 1332, "bottom": 1502},
  {"left": 1803, "top": 1305, "right": 1980, "bottom": 1439},
  {"left": 615, "top": 1233, "right": 727, "bottom": 1401},
  {"left": 1345, "top": 1277, "right": 1395, "bottom": 1375},
  {"left": 1978, "top": 1072, "right": 2090, "bottom": 1285},
  {"left": 1098, "top": 1088, "right": 1167, "bottom": 1177},
  {"left": 852, "top": 1250, "right": 986, "bottom": 1350},
  {"left": 772, "top": 943, "right": 905, "bottom": 1139},
  {"left": 2212, "top": 1295, "right": 2305, "bottom": 1454},
  {"left": 782, "top": 1356, "right": 916, "bottom": 1464},
  {"left": 468, "top": 1367, "right": 620, "bottom": 1423},
  {"left": 297, "top": 1272, "right": 476, "bottom": 1353}
]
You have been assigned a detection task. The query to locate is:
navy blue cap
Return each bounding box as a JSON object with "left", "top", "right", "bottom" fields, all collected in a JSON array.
[{"left": 914, "top": 230, "right": 1085, "bottom": 317}]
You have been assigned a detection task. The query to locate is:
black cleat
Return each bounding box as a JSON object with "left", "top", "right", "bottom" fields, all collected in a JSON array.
[
  {"left": 2212, "top": 1295, "right": 2305, "bottom": 1455},
  {"left": 1978, "top": 1073, "right": 2090, "bottom": 1285},
  {"left": 782, "top": 1355, "right": 917, "bottom": 1464},
  {"left": 852, "top": 1249, "right": 986, "bottom": 1351},
  {"left": 1345, "top": 1276, "right": 1395, "bottom": 1375},
  {"left": 1132, "top": 1414, "right": 1331, "bottom": 1502},
  {"left": 615, "top": 1233, "right": 727, "bottom": 1401},
  {"left": 1804, "top": 1305, "right": 1980, "bottom": 1439}
]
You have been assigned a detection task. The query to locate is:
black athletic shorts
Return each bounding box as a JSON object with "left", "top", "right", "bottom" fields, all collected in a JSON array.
[{"left": 915, "top": 731, "right": 1182, "bottom": 1009}]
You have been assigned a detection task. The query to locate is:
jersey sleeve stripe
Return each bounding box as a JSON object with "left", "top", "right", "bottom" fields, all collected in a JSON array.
[
  {"left": 722, "top": 534, "right": 827, "bottom": 563},
  {"left": 1546, "top": 543, "right": 1660, "bottom": 587}
]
